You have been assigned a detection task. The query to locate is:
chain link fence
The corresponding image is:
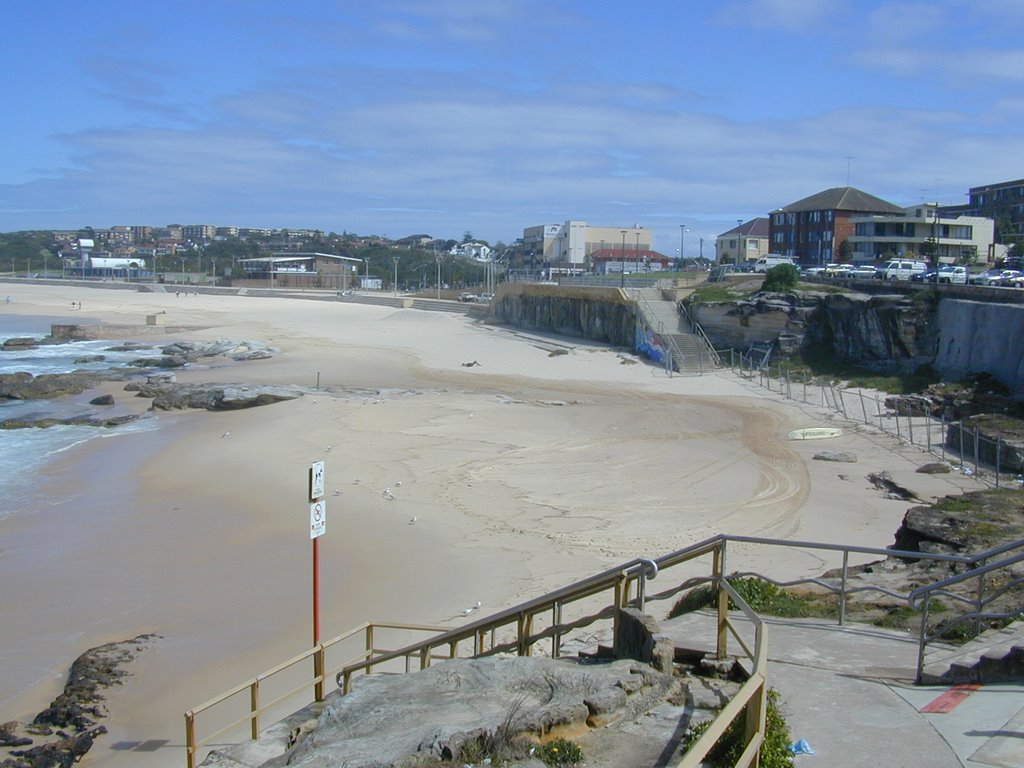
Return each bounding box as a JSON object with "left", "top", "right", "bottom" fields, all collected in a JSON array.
[{"left": 726, "top": 349, "right": 1022, "bottom": 489}]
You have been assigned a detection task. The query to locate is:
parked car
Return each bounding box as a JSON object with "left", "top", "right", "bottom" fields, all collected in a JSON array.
[
  {"left": 850, "top": 265, "right": 879, "bottom": 279},
  {"left": 753, "top": 255, "right": 796, "bottom": 273},
  {"left": 972, "top": 269, "right": 1018, "bottom": 286},
  {"left": 969, "top": 269, "right": 1005, "bottom": 285},
  {"left": 910, "top": 269, "right": 938, "bottom": 283},
  {"left": 997, "top": 270, "right": 1022, "bottom": 286},
  {"left": 937, "top": 265, "right": 969, "bottom": 284},
  {"left": 457, "top": 292, "right": 477, "bottom": 302},
  {"left": 876, "top": 259, "right": 928, "bottom": 281},
  {"left": 801, "top": 266, "right": 826, "bottom": 277},
  {"left": 823, "top": 263, "right": 853, "bottom": 278}
]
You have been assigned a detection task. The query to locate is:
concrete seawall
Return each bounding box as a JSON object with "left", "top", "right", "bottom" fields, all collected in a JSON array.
[
  {"left": 936, "top": 298, "right": 1024, "bottom": 399},
  {"left": 491, "top": 283, "right": 636, "bottom": 347}
]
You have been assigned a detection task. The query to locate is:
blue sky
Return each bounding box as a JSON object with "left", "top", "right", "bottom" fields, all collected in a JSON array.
[{"left": 2, "top": 0, "right": 1022, "bottom": 256}]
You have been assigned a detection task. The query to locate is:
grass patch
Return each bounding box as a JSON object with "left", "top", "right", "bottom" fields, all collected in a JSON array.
[
  {"left": 537, "top": 737, "right": 584, "bottom": 766},
  {"left": 682, "top": 688, "right": 792, "bottom": 768},
  {"left": 669, "top": 577, "right": 837, "bottom": 620}
]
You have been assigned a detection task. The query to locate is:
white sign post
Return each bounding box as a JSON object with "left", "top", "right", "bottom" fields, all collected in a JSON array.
[
  {"left": 309, "top": 460, "right": 326, "bottom": 701},
  {"left": 310, "top": 500, "right": 326, "bottom": 539}
]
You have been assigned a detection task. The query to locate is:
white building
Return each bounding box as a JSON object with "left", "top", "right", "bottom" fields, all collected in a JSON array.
[
  {"left": 522, "top": 221, "right": 652, "bottom": 275},
  {"left": 848, "top": 204, "right": 995, "bottom": 263}
]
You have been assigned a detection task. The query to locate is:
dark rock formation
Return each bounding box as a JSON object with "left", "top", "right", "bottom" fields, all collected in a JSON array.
[
  {"left": 813, "top": 451, "right": 858, "bottom": 462},
  {"left": 89, "top": 394, "right": 115, "bottom": 406},
  {"left": 1, "top": 413, "right": 140, "bottom": 430},
  {"left": 124, "top": 382, "right": 303, "bottom": 411},
  {"left": 1, "top": 337, "right": 40, "bottom": 351},
  {"left": 892, "top": 490, "right": 1024, "bottom": 558},
  {"left": 0, "top": 372, "right": 108, "bottom": 400},
  {"left": 0, "top": 635, "right": 156, "bottom": 768}
]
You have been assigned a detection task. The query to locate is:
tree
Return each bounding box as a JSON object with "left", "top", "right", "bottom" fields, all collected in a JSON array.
[
  {"left": 462, "top": 231, "right": 474, "bottom": 243},
  {"left": 837, "top": 238, "right": 852, "bottom": 263}
]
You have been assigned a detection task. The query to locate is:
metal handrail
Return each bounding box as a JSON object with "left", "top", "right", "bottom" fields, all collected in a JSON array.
[
  {"left": 677, "top": 300, "right": 722, "bottom": 366},
  {"left": 184, "top": 532, "right": 1022, "bottom": 767}
]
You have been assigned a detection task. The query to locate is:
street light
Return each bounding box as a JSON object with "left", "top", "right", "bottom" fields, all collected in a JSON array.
[
  {"left": 620, "top": 230, "right": 627, "bottom": 288},
  {"left": 680, "top": 226, "right": 690, "bottom": 269},
  {"left": 435, "top": 254, "right": 442, "bottom": 299},
  {"left": 392, "top": 256, "right": 399, "bottom": 297},
  {"left": 736, "top": 219, "right": 743, "bottom": 263}
]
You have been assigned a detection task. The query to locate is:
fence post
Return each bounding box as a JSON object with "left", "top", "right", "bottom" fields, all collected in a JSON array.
[
  {"left": 250, "top": 679, "right": 260, "bottom": 740},
  {"left": 803, "top": 373, "right": 807, "bottom": 403},
  {"left": 973, "top": 427, "right": 980, "bottom": 478},
  {"left": 916, "top": 599, "right": 931, "bottom": 684},
  {"left": 941, "top": 411, "right": 946, "bottom": 461},
  {"left": 959, "top": 421, "right": 965, "bottom": 467},
  {"left": 895, "top": 404, "right": 901, "bottom": 441},
  {"left": 713, "top": 542, "right": 728, "bottom": 660},
  {"left": 839, "top": 550, "right": 849, "bottom": 626},
  {"left": 314, "top": 644, "right": 325, "bottom": 702},
  {"left": 365, "top": 624, "right": 375, "bottom": 674},
  {"left": 859, "top": 390, "right": 868, "bottom": 424},
  {"left": 907, "top": 402, "right": 915, "bottom": 446},
  {"left": 996, "top": 435, "right": 1002, "bottom": 488},
  {"left": 552, "top": 601, "right": 563, "bottom": 658},
  {"left": 876, "top": 393, "right": 884, "bottom": 430},
  {"left": 185, "top": 713, "right": 197, "bottom": 768}
]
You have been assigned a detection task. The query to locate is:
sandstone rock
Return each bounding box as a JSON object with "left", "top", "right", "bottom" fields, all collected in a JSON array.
[
  {"left": 262, "top": 656, "right": 674, "bottom": 768},
  {"left": 0, "top": 372, "right": 107, "bottom": 400},
  {"left": 148, "top": 383, "right": 303, "bottom": 411},
  {"left": 1, "top": 414, "right": 140, "bottom": 430},
  {"left": 89, "top": 394, "right": 115, "bottom": 406},
  {"left": 1, "top": 337, "right": 39, "bottom": 350},
  {"left": 813, "top": 451, "right": 858, "bottom": 462}
]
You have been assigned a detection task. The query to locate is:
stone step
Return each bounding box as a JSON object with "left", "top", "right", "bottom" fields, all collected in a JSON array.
[{"left": 920, "top": 620, "right": 1024, "bottom": 684}]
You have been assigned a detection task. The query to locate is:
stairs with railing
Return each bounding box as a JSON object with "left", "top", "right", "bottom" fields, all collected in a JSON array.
[{"left": 632, "top": 288, "right": 718, "bottom": 374}]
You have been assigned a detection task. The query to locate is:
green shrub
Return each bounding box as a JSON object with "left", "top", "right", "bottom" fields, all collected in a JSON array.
[
  {"left": 761, "top": 264, "right": 799, "bottom": 292},
  {"left": 682, "top": 688, "right": 792, "bottom": 767},
  {"left": 537, "top": 737, "right": 583, "bottom": 766}
]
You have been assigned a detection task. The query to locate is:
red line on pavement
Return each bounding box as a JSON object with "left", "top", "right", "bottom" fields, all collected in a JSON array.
[{"left": 920, "top": 683, "right": 982, "bottom": 713}]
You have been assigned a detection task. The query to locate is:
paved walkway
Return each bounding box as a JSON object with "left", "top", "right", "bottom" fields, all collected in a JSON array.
[{"left": 659, "top": 612, "right": 1024, "bottom": 767}]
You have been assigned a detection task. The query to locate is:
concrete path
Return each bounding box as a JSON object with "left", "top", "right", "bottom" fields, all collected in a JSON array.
[{"left": 659, "top": 611, "right": 1024, "bottom": 767}]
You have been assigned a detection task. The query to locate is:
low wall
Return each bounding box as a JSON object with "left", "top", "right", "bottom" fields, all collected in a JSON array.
[
  {"left": 936, "top": 299, "right": 1024, "bottom": 399},
  {"left": 491, "top": 284, "right": 636, "bottom": 346}
]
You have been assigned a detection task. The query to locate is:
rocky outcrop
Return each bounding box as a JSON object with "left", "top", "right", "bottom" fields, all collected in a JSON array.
[
  {"left": 690, "top": 290, "right": 938, "bottom": 372},
  {"left": 123, "top": 381, "right": 303, "bottom": 411},
  {"left": 0, "top": 635, "right": 156, "bottom": 768},
  {"left": 1, "top": 413, "right": 141, "bottom": 430},
  {"left": 892, "top": 489, "right": 1024, "bottom": 558},
  {"left": 260, "top": 656, "right": 676, "bottom": 768},
  {"left": 0, "top": 372, "right": 110, "bottom": 400}
]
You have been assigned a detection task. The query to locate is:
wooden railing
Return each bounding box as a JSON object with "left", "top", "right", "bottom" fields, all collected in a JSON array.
[{"left": 186, "top": 533, "right": 1016, "bottom": 767}]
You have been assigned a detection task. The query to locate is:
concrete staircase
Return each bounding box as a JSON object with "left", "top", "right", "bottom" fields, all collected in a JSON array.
[
  {"left": 632, "top": 288, "right": 717, "bottom": 374},
  {"left": 920, "top": 620, "right": 1024, "bottom": 684}
]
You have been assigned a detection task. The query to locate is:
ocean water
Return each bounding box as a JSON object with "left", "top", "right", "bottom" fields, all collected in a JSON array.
[{"left": 0, "top": 316, "right": 160, "bottom": 517}]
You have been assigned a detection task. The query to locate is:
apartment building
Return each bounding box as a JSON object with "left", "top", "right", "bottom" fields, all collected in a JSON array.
[
  {"left": 715, "top": 218, "right": 769, "bottom": 263},
  {"left": 769, "top": 187, "right": 903, "bottom": 265},
  {"left": 848, "top": 204, "right": 994, "bottom": 263}
]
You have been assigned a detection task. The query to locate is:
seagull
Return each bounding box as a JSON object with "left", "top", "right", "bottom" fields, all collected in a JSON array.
[
  {"left": 408, "top": 516, "right": 417, "bottom": 525},
  {"left": 461, "top": 601, "right": 482, "bottom": 616},
  {"left": 333, "top": 489, "right": 343, "bottom": 496},
  {"left": 221, "top": 431, "right": 230, "bottom": 438},
  {"left": 395, "top": 481, "right": 402, "bottom": 487},
  {"left": 382, "top": 488, "right": 395, "bottom": 500},
  {"left": 326, "top": 444, "right": 333, "bottom": 453}
]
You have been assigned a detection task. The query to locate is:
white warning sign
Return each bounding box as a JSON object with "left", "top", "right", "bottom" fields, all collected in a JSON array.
[{"left": 310, "top": 500, "right": 326, "bottom": 539}]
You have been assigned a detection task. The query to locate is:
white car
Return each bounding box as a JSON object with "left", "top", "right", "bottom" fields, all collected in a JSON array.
[
  {"left": 850, "top": 265, "right": 879, "bottom": 279},
  {"left": 876, "top": 259, "right": 928, "bottom": 281}
]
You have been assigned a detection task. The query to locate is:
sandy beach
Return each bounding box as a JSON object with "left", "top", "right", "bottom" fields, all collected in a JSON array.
[{"left": 0, "top": 282, "right": 986, "bottom": 767}]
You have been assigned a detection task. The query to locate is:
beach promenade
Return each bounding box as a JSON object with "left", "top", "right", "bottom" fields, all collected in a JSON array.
[{"left": 0, "top": 282, "right": 991, "bottom": 767}]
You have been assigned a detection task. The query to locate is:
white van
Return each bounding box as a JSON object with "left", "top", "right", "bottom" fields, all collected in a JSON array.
[
  {"left": 877, "top": 259, "right": 927, "bottom": 281},
  {"left": 753, "top": 255, "right": 796, "bottom": 273}
]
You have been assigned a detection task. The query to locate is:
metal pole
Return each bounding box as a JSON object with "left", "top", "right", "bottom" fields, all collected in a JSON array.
[{"left": 620, "top": 230, "right": 627, "bottom": 288}]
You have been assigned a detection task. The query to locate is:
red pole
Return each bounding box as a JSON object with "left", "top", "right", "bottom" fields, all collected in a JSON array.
[{"left": 313, "top": 537, "right": 320, "bottom": 645}]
